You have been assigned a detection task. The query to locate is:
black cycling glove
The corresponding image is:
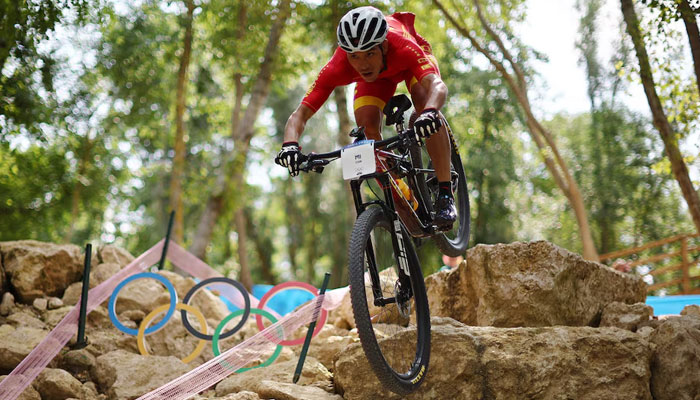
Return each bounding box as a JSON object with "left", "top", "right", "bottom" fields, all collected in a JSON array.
[
  {"left": 414, "top": 108, "right": 442, "bottom": 141},
  {"left": 275, "top": 142, "right": 304, "bottom": 177}
]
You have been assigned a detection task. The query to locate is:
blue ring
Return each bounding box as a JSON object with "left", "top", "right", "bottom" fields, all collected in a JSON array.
[{"left": 108, "top": 272, "right": 178, "bottom": 336}]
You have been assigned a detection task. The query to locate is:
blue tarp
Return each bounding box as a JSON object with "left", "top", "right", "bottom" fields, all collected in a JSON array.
[
  {"left": 646, "top": 295, "right": 700, "bottom": 315},
  {"left": 251, "top": 284, "right": 315, "bottom": 316}
]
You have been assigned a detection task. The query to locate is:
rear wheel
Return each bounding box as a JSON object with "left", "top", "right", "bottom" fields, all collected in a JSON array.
[
  {"left": 347, "top": 206, "right": 431, "bottom": 395},
  {"left": 409, "top": 114, "right": 470, "bottom": 257}
]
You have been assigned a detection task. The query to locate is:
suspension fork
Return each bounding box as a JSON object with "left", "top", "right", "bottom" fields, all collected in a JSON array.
[{"left": 351, "top": 180, "right": 384, "bottom": 303}]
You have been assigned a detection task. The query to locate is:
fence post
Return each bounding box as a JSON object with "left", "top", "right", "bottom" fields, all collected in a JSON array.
[{"left": 681, "top": 235, "right": 690, "bottom": 294}]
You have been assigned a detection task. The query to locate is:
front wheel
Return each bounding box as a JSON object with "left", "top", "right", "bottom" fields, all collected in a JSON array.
[{"left": 347, "top": 206, "right": 431, "bottom": 395}]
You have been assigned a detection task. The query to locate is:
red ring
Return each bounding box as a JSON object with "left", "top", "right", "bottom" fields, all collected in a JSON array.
[{"left": 255, "top": 281, "right": 328, "bottom": 346}]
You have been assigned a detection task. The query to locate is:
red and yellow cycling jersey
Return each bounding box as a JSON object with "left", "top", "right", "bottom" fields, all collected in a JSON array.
[{"left": 301, "top": 12, "right": 440, "bottom": 113}]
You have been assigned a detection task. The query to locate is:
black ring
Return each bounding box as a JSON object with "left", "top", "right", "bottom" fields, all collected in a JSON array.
[{"left": 181, "top": 277, "right": 251, "bottom": 340}]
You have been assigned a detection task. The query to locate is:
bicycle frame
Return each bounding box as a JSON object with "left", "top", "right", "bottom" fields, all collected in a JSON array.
[{"left": 301, "top": 130, "right": 427, "bottom": 307}]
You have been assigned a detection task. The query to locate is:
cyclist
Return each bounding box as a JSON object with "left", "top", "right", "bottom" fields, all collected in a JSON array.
[{"left": 275, "top": 6, "right": 457, "bottom": 229}]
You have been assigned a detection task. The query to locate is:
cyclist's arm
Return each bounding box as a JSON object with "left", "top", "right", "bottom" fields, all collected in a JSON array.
[
  {"left": 283, "top": 103, "right": 315, "bottom": 143},
  {"left": 419, "top": 73, "right": 448, "bottom": 112}
]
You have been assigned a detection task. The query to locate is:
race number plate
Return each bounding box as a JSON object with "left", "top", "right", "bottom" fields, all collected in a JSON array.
[{"left": 341, "top": 140, "right": 376, "bottom": 180}]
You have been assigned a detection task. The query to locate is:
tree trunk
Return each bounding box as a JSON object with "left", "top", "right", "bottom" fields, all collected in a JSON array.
[
  {"left": 245, "top": 207, "right": 276, "bottom": 284},
  {"left": 331, "top": 86, "right": 353, "bottom": 287},
  {"left": 65, "top": 136, "right": 94, "bottom": 243},
  {"left": 679, "top": 0, "right": 700, "bottom": 94},
  {"left": 168, "top": 0, "right": 195, "bottom": 245},
  {"left": 433, "top": 0, "right": 600, "bottom": 260},
  {"left": 189, "top": 0, "right": 292, "bottom": 259},
  {"left": 621, "top": 0, "right": 700, "bottom": 234},
  {"left": 234, "top": 208, "right": 253, "bottom": 292},
  {"left": 284, "top": 178, "right": 300, "bottom": 277}
]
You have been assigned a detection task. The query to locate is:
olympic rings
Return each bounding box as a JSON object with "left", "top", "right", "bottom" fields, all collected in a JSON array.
[
  {"left": 138, "top": 303, "right": 208, "bottom": 363},
  {"left": 108, "top": 272, "right": 328, "bottom": 366},
  {"left": 212, "top": 308, "right": 283, "bottom": 373},
  {"left": 255, "top": 281, "right": 328, "bottom": 346},
  {"left": 109, "top": 272, "right": 178, "bottom": 336},
  {"left": 181, "top": 277, "right": 251, "bottom": 341}
]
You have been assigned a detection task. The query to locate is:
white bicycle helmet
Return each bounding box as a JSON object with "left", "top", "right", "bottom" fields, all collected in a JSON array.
[{"left": 336, "top": 6, "right": 388, "bottom": 53}]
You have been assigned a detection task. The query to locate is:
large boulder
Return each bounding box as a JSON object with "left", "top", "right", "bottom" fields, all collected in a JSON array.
[
  {"left": 649, "top": 315, "right": 700, "bottom": 400},
  {"left": 93, "top": 350, "right": 190, "bottom": 400},
  {"left": 334, "top": 317, "right": 653, "bottom": 399},
  {"left": 426, "top": 241, "right": 647, "bottom": 327},
  {"left": 0, "top": 241, "right": 83, "bottom": 303}
]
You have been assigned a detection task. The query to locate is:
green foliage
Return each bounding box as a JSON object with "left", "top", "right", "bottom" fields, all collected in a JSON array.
[
  {"left": 1, "top": 0, "right": 697, "bottom": 291},
  {"left": 0, "top": 0, "right": 96, "bottom": 138}
]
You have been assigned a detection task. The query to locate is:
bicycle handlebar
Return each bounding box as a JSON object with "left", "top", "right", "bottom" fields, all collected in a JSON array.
[{"left": 299, "top": 128, "right": 417, "bottom": 174}]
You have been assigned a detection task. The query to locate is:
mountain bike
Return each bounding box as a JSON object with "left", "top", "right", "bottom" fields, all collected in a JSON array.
[{"left": 297, "top": 94, "right": 470, "bottom": 395}]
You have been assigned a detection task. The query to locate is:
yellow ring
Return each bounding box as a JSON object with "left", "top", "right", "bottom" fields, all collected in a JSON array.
[{"left": 137, "top": 303, "right": 208, "bottom": 363}]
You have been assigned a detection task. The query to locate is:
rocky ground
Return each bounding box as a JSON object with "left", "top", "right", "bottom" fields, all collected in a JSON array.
[{"left": 0, "top": 240, "right": 699, "bottom": 399}]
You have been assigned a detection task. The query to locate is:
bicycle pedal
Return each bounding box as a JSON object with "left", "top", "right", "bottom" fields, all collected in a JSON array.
[{"left": 434, "top": 222, "right": 454, "bottom": 232}]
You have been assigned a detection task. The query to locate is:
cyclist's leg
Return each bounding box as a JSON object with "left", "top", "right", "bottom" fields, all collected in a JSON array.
[
  {"left": 409, "top": 78, "right": 451, "bottom": 183},
  {"left": 353, "top": 79, "right": 397, "bottom": 141}
]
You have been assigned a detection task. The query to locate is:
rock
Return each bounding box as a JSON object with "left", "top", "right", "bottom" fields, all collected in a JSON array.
[
  {"left": 0, "top": 375, "right": 41, "bottom": 400},
  {"left": 82, "top": 381, "right": 100, "bottom": 399},
  {"left": 98, "top": 245, "right": 134, "bottom": 267},
  {"left": 198, "top": 392, "right": 260, "bottom": 400},
  {"left": 0, "top": 292, "right": 15, "bottom": 316},
  {"left": 290, "top": 325, "right": 359, "bottom": 372},
  {"left": 93, "top": 350, "right": 190, "bottom": 400},
  {"left": 334, "top": 317, "right": 652, "bottom": 399},
  {"left": 47, "top": 297, "right": 63, "bottom": 310},
  {"left": 257, "top": 380, "right": 342, "bottom": 400},
  {"left": 0, "top": 325, "right": 48, "bottom": 372},
  {"left": 0, "top": 240, "right": 83, "bottom": 303},
  {"left": 216, "top": 357, "right": 334, "bottom": 397},
  {"left": 61, "top": 349, "right": 96, "bottom": 375},
  {"left": 7, "top": 310, "right": 46, "bottom": 329},
  {"left": 329, "top": 268, "right": 400, "bottom": 330},
  {"left": 109, "top": 273, "right": 172, "bottom": 316},
  {"left": 62, "top": 282, "right": 82, "bottom": 306},
  {"left": 426, "top": 241, "right": 647, "bottom": 327},
  {"left": 90, "top": 263, "right": 122, "bottom": 288},
  {"left": 600, "top": 301, "right": 653, "bottom": 331},
  {"left": 649, "top": 315, "right": 700, "bottom": 400},
  {"left": 82, "top": 330, "right": 138, "bottom": 357},
  {"left": 680, "top": 304, "right": 700, "bottom": 317},
  {"left": 32, "top": 298, "right": 48, "bottom": 311},
  {"left": 33, "top": 368, "right": 83, "bottom": 400}
]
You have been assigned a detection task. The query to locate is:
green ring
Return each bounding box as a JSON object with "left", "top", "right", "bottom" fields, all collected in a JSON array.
[{"left": 212, "top": 307, "right": 284, "bottom": 373}]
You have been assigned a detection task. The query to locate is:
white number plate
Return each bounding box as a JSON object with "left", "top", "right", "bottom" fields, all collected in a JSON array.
[{"left": 341, "top": 140, "right": 376, "bottom": 180}]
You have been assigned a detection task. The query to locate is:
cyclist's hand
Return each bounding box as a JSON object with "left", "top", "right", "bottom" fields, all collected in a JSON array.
[
  {"left": 414, "top": 108, "right": 442, "bottom": 140},
  {"left": 275, "top": 142, "right": 304, "bottom": 177}
]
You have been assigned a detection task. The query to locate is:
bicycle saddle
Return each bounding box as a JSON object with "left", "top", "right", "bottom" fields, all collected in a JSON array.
[{"left": 383, "top": 94, "right": 412, "bottom": 126}]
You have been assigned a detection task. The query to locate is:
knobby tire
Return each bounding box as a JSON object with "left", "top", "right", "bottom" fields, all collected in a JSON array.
[{"left": 347, "top": 206, "right": 431, "bottom": 395}]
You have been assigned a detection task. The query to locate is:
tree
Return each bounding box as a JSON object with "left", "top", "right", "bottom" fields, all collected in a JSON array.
[
  {"left": 433, "top": 0, "right": 599, "bottom": 260},
  {"left": 620, "top": 0, "right": 700, "bottom": 235},
  {"left": 189, "top": 0, "right": 292, "bottom": 290},
  {"left": 640, "top": 0, "right": 700, "bottom": 94},
  {"left": 1, "top": 0, "right": 92, "bottom": 137},
  {"left": 168, "top": 0, "right": 197, "bottom": 245}
]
